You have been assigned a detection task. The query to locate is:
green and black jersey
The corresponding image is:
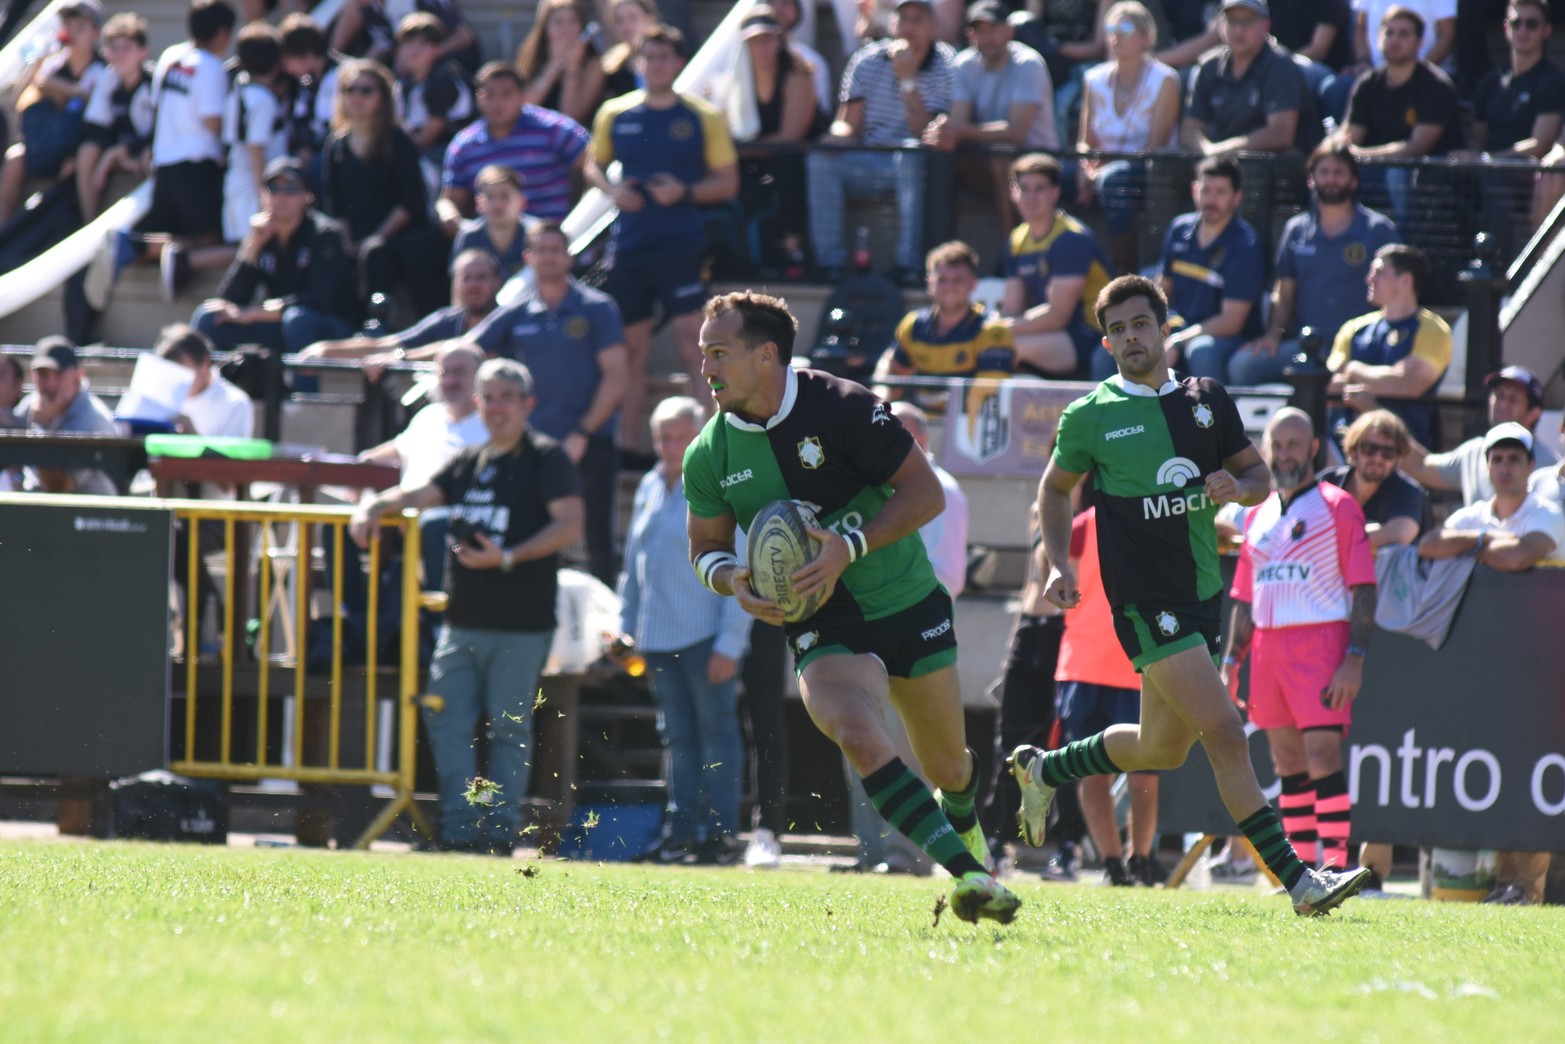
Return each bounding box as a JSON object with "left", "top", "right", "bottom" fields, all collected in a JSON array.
[
  {"left": 1053, "top": 374, "right": 1251, "bottom": 609},
  {"left": 684, "top": 368, "right": 939, "bottom": 629}
]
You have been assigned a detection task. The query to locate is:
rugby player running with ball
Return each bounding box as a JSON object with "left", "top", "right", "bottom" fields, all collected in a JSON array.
[
  {"left": 684, "top": 291, "right": 1020, "bottom": 924},
  {"left": 1009, "top": 274, "right": 1372, "bottom": 915}
]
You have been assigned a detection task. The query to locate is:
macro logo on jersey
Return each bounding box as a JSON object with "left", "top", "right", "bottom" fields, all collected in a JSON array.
[
  {"left": 797, "top": 437, "right": 825, "bottom": 469},
  {"left": 1155, "top": 611, "right": 1180, "bottom": 636},
  {"left": 1155, "top": 457, "right": 1201, "bottom": 488},
  {"left": 1193, "top": 404, "right": 1214, "bottom": 429}
]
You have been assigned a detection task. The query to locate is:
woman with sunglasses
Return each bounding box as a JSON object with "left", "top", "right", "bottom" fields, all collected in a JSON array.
[
  {"left": 319, "top": 59, "right": 450, "bottom": 316},
  {"left": 1076, "top": 1, "right": 1178, "bottom": 275}
]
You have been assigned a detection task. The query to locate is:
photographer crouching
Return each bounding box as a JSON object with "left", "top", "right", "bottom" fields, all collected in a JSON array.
[{"left": 351, "top": 358, "right": 584, "bottom": 854}]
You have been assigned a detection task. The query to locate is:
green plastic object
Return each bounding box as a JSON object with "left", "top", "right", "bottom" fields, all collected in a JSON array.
[{"left": 145, "top": 434, "right": 274, "bottom": 460}]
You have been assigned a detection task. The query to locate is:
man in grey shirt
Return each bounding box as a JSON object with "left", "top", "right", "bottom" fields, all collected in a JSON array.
[
  {"left": 1401, "top": 365, "right": 1558, "bottom": 506},
  {"left": 15, "top": 338, "right": 119, "bottom": 495},
  {"left": 1182, "top": 0, "right": 1317, "bottom": 155},
  {"left": 925, "top": 1, "right": 1058, "bottom": 236}
]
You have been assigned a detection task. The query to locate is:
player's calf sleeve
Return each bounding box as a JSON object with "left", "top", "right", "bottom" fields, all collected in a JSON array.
[
  {"left": 863, "top": 757, "right": 986, "bottom": 878},
  {"left": 1278, "top": 772, "right": 1319, "bottom": 867},
  {"left": 938, "top": 747, "right": 981, "bottom": 835},
  {"left": 1236, "top": 804, "right": 1308, "bottom": 891},
  {"left": 1312, "top": 770, "right": 1351, "bottom": 870},
  {"left": 1034, "top": 733, "right": 1121, "bottom": 789}
]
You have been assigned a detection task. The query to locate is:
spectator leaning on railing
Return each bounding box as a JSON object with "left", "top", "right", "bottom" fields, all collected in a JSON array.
[
  {"left": 1398, "top": 365, "right": 1556, "bottom": 506},
  {"left": 14, "top": 338, "right": 117, "bottom": 496},
  {"left": 351, "top": 358, "right": 585, "bottom": 856}
]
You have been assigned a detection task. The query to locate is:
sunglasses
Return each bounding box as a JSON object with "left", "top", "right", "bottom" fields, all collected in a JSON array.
[
  {"left": 1508, "top": 15, "right": 1543, "bottom": 29},
  {"left": 265, "top": 180, "right": 305, "bottom": 194},
  {"left": 1104, "top": 20, "right": 1137, "bottom": 35},
  {"left": 343, "top": 83, "right": 380, "bottom": 97},
  {"left": 1355, "top": 442, "right": 1399, "bottom": 460}
]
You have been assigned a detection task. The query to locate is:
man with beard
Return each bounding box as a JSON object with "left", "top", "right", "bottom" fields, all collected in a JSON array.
[
  {"left": 1230, "top": 143, "right": 1399, "bottom": 386},
  {"left": 1221, "top": 408, "right": 1378, "bottom": 873}
]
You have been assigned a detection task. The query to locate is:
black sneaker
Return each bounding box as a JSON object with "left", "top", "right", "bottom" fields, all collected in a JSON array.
[
  {"left": 1129, "top": 853, "right": 1169, "bottom": 887},
  {"left": 1036, "top": 840, "right": 1078, "bottom": 882},
  {"left": 695, "top": 834, "right": 745, "bottom": 866},
  {"left": 1103, "top": 857, "right": 1136, "bottom": 887}
]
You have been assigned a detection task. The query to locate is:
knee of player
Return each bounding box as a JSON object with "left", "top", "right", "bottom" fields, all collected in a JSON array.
[
  {"left": 1201, "top": 720, "right": 1250, "bottom": 762},
  {"left": 923, "top": 753, "right": 972, "bottom": 794},
  {"left": 1142, "top": 740, "right": 1191, "bottom": 771}
]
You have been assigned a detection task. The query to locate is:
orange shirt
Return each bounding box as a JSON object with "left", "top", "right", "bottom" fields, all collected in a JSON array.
[{"left": 1055, "top": 508, "right": 1141, "bottom": 689}]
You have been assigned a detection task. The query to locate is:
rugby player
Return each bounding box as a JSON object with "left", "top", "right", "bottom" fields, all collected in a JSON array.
[
  {"left": 683, "top": 291, "right": 1021, "bottom": 924},
  {"left": 1009, "top": 274, "right": 1373, "bottom": 915}
]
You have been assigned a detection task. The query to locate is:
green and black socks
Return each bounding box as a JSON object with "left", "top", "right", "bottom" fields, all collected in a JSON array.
[
  {"left": 1031, "top": 733, "right": 1120, "bottom": 788},
  {"left": 862, "top": 758, "right": 985, "bottom": 879},
  {"left": 1237, "top": 804, "right": 1308, "bottom": 890}
]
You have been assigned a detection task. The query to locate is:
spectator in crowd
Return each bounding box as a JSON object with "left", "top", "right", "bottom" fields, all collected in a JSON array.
[
  {"left": 449, "top": 165, "right": 538, "bottom": 283},
  {"left": 1352, "top": 0, "right": 1454, "bottom": 71},
  {"left": 0, "top": 354, "right": 23, "bottom": 429},
  {"left": 893, "top": 402, "right": 968, "bottom": 594},
  {"left": 1001, "top": 153, "right": 1112, "bottom": 379},
  {"left": 1400, "top": 364, "right": 1559, "bottom": 504},
  {"left": 466, "top": 222, "right": 628, "bottom": 584},
  {"left": 807, "top": 0, "right": 954, "bottom": 287},
  {"left": 923, "top": 2, "right": 1057, "bottom": 236},
  {"left": 1469, "top": 1, "right": 1563, "bottom": 159},
  {"left": 320, "top": 59, "right": 450, "bottom": 316},
  {"left": 358, "top": 343, "right": 487, "bottom": 590},
  {"left": 874, "top": 239, "right": 1015, "bottom": 414},
  {"left": 1529, "top": 411, "right": 1565, "bottom": 509},
  {"left": 0, "top": 0, "right": 106, "bottom": 224},
  {"left": 278, "top": 14, "right": 340, "bottom": 168},
  {"left": 75, "top": 12, "right": 154, "bottom": 221},
  {"left": 84, "top": 0, "right": 236, "bottom": 313},
  {"left": 14, "top": 338, "right": 117, "bottom": 495},
  {"left": 1008, "top": 0, "right": 1112, "bottom": 89},
  {"left": 1158, "top": 153, "right": 1265, "bottom": 379},
  {"left": 156, "top": 324, "right": 255, "bottom": 440},
  {"left": 1152, "top": 5, "right": 1220, "bottom": 70},
  {"left": 351, "top": 358, "right": 584, "bottom": 855},
  {"left": 1076, "top": 2, "right": 1180, "bottom": 275},
  {"left": 395, "top": 12, "right": 475, "bottom": 161},
  {"left": 1059, "top": 495, "right": 1163, "bottom": 887},
  {"left": 772, "top": 0, "right": 832, "bottom": 113},
  {"left": 1320, "top": 409, "right": 1429, "bottom": 547},
  {"left": 1270, "top": 0, "right": 1354, "bottom": 74},
  {"left": 438, "top": 62, "right": 589, "bottom": 233},
  {"left": 1224, "top": 409, "right": 1377, "bottom": 878},
  {"left": 1231, "top": 143, "right": 1400, "bottom": 386},
  {"left": 617, "top": 396, "right": 751, "bottom": 865},
  {"left": 516, "top": 0, "right": 609, "bottom": 128},
  {"left": 301, "top": 248, "right": 501, "bottom": 365},
  {"left": 191, "top": 157, "right": 359, "bottom": 353},
  {"left": 587, "top": 25, "right": 738, "bottom": 449},
  {"left": 1341, "top": 6, "right": 1463, "bottom": 226},
  {"left": 601, "top": 0, "right": 657, "bottom": 98},
  {"left": 1182, "top": 0, "right": 1316, "bottom": 157},
  {"left": 333, "top": 0, "right": 478, "bottom": 74},
  {"left": 1327, "top": 243, "right": 1449, "bottom": 449}
]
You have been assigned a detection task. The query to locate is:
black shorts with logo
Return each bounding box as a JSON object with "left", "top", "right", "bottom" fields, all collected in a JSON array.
[
  {"left": 602, "top": 247, "right": 706, "bottom": 325},
  {"left": 1111, "top": 596, "right": 1222, "bottom": 672},
  {"left": 787, "top": 586, "right": 958, "bottom": 679}
]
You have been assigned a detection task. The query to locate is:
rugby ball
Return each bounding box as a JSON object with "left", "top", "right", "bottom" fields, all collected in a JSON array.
[{"left": 747, "top": 500, "right": 825, "bottom": 623}]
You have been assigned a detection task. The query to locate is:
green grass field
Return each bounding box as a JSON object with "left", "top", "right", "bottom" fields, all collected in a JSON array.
[{"left": 3, "top": 840, "right": 1562, "bottom": 1042}]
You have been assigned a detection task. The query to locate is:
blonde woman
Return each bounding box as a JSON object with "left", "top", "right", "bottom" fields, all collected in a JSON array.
[{"left": 1076, "top": 1, "right": 1179, "bottom": 273}]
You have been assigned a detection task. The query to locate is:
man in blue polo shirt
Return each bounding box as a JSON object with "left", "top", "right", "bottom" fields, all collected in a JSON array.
[
  {"left": 1231, "top": 143, "right": 1399, "bottom": 385},
  {"left": 1158, "top": 154, "right": 1264, "bottom": 380},
  {"left": 1000, "top": 152, "right": 1112, "bottom": 379},
  {"left": 586, "top": 24, "right": 738, "bottom": 458},
  {"left": 466, "top": 222, "right": 629, "bottom": 584},
  {"left": 437, "top": 62, "right": 588, "bottom": 234}
]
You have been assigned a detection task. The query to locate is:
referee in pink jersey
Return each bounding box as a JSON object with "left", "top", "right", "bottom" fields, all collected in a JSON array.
[{"left": 1220, "top": 408, "right": 1377, "bottom": 873}]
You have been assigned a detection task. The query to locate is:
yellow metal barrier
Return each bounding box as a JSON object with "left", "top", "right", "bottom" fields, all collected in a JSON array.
[{"left": 168, "top": 499, "right": 430, "bottom": 848}]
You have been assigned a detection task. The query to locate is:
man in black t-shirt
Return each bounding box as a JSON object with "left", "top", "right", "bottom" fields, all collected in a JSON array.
[
  {"left": 351, "top": 358, "right": 585, "bottom": 854},
  {"left": 1182, "top": 1, "right": 1316, "bottom": 156}
]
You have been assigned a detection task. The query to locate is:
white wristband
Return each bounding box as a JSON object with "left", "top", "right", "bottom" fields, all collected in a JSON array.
[
  {"left": 695, "top": 550, "right": 741, "bottom": 593},
  {"left": 843, "top": 528, "right": 868, "bottom": 563}
]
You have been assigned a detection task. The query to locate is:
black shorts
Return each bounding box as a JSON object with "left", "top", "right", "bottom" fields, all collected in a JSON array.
[
  {"left": 140, "top": 159, "right": 223, "bottom": 239},
  {"left": 787, "top": 586, "right": 958, "bottom": 679},
  {"left": 1111, "top": 597, "right": 1222, "bottom": 672},
  {"left": 602, "top": 247, "right": 706, "bottom": 325}
]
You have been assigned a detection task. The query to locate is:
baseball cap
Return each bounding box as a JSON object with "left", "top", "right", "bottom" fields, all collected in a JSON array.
[
  {"left": 30, "top": 336, "right": 79, "bottom": 371},
  {"left": 262, "top": 156, "right": 307, "bottom": 188},
  {"left": 1484, "top": 364, "right": 1544, "bottom": 407},
  {"left": 739, "top": 8, "right": 783, "bottom": 39},
  {"left": 1482, "top": 421, "right": 1534, "bottom": 457},
  {"left": 966, "top": 1, "right": 1009, "bottom": 26},
  {"left": 59, "top": 0, "right": 105, "bottom": 28},
  {"left": 1221, "top": 0, "right": 1270, "bottom": 16},
  {"left": 896, "top": 0, "right": 935, "bottom": 11}
]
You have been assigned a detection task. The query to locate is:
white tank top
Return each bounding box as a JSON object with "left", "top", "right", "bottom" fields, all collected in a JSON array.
[{"left": 1083, "top": 59, "right": 1179, "bottom": 152}]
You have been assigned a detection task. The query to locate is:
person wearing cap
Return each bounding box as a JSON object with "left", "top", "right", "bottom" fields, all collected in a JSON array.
[
  {"left": 1528, "top": 410, "right": 1565, "bottom": 510},
  {"left": 923, "top": 2, "right": 1056, "bottom": 236},
  {"left": 190, "top": 157, "right": 359, "bottom": 354},
  {"left": 1419, "top": 418, "right": 1561, "bottom": 908},
  {"left": 807, "top": 0, "right": 955, "bottom": 287},
  {"left": 1326, "top": 243, "right": 1449, "bottom": 450},
  {"left": 1399, "top": 363, "right": 1558, "bottom": 506},
  {"left": 1182, "top": 0, "right": 1318, "bottom": 157},
  {"left": 0, "top": 0, "right": 107, "bottom": 224},
  {"left": 14, "top": 338, "right": 118, "bottom": 496}
]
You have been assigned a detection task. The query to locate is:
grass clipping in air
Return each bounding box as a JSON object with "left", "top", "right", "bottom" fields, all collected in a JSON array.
[{"left": 1, "top": 841, "right": 1561, "bottom": 1041}]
